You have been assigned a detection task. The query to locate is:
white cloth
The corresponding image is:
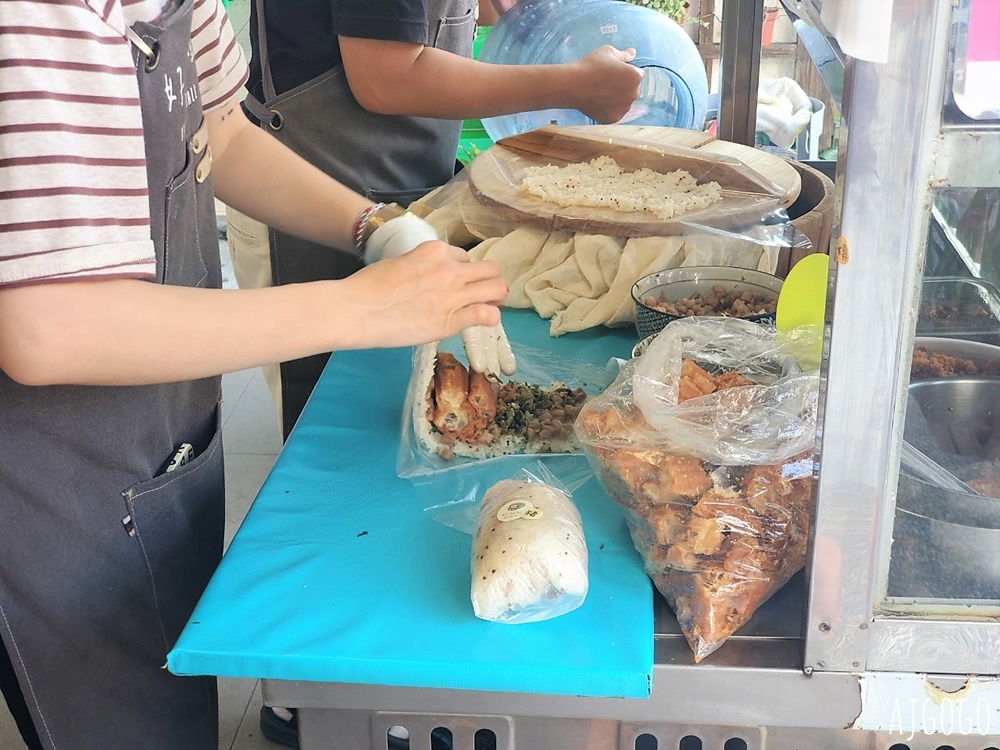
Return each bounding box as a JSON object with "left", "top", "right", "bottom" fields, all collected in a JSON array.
[
  {"left": 468, "top": 228, "right": 777, "bottom": 336},
  {"left": 756, "top": 78, "right": 813, "bottom": 151},
  {"left": 412, "top": 179, "right": 780, "bottom": 337}
]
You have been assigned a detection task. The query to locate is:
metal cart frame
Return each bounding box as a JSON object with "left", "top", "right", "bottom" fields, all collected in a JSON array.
[{"left": 264, "top": 1, "right": 1000, "bottom": 746}]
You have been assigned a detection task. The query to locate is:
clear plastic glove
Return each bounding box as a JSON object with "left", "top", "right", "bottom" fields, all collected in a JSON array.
[
  {"left": 364, "top": 214, "right": 517, "bottom": 375},
  {"left": 462, "top": 323, "right": 516, "bottom": 376}
]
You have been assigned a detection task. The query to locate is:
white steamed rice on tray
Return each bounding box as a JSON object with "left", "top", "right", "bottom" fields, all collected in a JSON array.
[{"left": 517, "top": 155, "right": 724, "bottom": 220}]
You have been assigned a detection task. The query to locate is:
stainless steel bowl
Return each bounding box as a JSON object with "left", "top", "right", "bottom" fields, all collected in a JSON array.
[
  {"left": 890, "top": 377, "right": 1000, "bottom": 599},
  {"left": 905, "top": 377, "right": 1000, "bottom": 475}
]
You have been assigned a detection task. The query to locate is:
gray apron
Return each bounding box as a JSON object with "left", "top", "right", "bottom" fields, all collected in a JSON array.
[
  {"left": 244, "top": 0, "right": 476, "bottom": 438},
  {"left": 0, "top": 0, "right": 224, "bottom": 747}
]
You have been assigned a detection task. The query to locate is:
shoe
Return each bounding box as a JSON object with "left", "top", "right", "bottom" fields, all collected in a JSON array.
[{"left": 259, "top": 706, "right": 299, "bottom": 749}]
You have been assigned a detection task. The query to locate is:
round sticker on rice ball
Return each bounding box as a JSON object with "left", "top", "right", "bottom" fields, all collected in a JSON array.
[{"left": 497, "top": 500, "right": 545, "bottom": 522}]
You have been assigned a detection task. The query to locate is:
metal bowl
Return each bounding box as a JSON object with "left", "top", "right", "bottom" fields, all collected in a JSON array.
[
  {"left": 891, "top": 377, "right": 1000, "bottom": 599},
  {"left": 631, "top": 266, "right": 783, "bottom": 340},
  {"left": 905, "top": 377, "right": 1000, "bottom": 474}
]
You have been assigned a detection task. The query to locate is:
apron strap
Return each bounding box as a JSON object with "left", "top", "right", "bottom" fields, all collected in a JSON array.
[
  {"left": 125, "top": 26, "right": 160, "bottom": 71},
  {"left": 246, "top": 0, "right": 283, "bottom": 129},
  {"left": 254, "top": 0, "right": 279, "bottom": 102},
  {"left": 243, "top": 91, "right": 280, "bottom": 128}
]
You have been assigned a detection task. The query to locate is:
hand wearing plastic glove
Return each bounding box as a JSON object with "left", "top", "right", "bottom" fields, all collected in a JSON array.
[
  {"left": 363, "top": 213, "right": 439, "bottom": 266},
  {"left": 364, "top": 209, "right": 517, "bottom": 376},
  {"left": 461, "top": 322, "right": 517, "bottom": 376}
]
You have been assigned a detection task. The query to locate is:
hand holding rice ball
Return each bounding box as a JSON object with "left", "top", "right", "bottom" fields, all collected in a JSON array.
[{"left": 471, "top": 477, "right": 589, "bottom": 624}]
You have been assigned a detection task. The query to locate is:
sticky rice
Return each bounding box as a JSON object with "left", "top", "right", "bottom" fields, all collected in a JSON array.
[{"left": 519, "top": 155, "right": 723, "bottom": 220}]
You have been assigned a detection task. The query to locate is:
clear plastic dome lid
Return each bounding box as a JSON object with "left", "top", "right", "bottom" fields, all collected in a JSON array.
[
  {"left": 478, "top": 0, "right": 603, "bottom": 70},
  {"left": 480, "top": 0, "right": 708, "bottom": 142}
]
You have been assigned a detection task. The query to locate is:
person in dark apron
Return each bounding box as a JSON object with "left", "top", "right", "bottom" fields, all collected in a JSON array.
[
  {"left": 0, "top": 3, "right": 225, "bottom": 748},
  {"left": 228, "top": 0, "right": 644, "bottom": 439},
  {"left": 0, "top": 1, "right": 509, "bottom": 747}
]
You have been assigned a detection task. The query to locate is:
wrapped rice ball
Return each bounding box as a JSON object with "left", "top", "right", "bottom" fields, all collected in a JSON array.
[{"left": 471, "top": 477, "right": 589, "bottom": 624}]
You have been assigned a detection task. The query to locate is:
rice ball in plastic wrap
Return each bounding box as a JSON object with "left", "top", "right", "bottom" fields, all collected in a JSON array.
[
  {"left": 471, "top": 473, "right": 588, "bottom": 624},
  {"left": 574, "top": 317, "right": 819, "bottom": 661}
]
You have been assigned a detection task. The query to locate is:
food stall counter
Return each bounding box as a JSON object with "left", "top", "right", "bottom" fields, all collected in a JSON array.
[{"left": 167, "top": 310, "right": 654, "bottom": 701}]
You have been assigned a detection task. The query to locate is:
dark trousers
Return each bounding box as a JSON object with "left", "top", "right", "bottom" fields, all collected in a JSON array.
[{"left": 0, "top": 638, "right": 43, "bottom": 750}]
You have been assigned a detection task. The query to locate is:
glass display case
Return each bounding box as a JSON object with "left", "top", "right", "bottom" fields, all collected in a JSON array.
[{"left": 806, "top": 0, "right": 1000, "bottom": 690}]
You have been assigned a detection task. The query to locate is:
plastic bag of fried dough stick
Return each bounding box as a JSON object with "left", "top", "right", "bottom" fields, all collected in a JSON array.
[
  {"left": 471, "top": 467, "right": 588, "bottom": 624},
  {"left": 574, "top": 317, "right": 819, "bottom": 661}
]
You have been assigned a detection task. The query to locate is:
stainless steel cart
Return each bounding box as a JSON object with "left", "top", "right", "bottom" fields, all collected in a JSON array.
[{"left": 259, "top": 0, "right": 1000, "bottom": 747}]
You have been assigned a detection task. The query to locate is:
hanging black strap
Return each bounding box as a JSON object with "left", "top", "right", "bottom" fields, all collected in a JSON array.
[{"left": 243, "top": 0, "right": 283, "bottom": 128}]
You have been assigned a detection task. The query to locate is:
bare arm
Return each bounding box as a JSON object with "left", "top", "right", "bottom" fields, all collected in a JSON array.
[
  {"left": 0, "top": 96, "right": 509, "bottom": 387},
  {"left": 340, "top": 37, "right": 643, "bottom": 124},
  {"left": 0, "top": 245, "right": 505, "bottom": 387},
  {"left": 206, "top": 96, "right": 370, "bottom": 251}
]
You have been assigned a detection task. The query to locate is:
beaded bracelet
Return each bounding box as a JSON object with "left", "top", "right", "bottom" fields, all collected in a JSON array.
[{"left": 352, "top": 202, "right": 406, "bottom": 259}]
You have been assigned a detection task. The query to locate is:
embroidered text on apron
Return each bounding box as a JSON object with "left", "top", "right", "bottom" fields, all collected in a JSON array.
[
  {"left": 0, "top": 1, "right": 224, "bottom": 747},
  {"left": 244, "top": 0, "right": 476, "bottom": 439}
]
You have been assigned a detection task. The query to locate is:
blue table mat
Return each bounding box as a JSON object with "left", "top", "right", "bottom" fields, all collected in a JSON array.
[{"left": 168, "top": 310, "right": 654, "bottom": 698}]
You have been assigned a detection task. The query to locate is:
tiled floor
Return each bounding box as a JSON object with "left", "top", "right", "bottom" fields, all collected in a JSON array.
[{"left": 0, "top": 220, "right": 285, "bottom": 750}]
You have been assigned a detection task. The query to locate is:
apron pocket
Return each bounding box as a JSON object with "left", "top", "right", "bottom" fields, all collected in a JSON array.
[
  {"left": 163, "top": 149, "right": 211, "bottom": 288},
  {"left": 122, "top": 409, "right": 224, "bottom": 651},
  {"left": 432, "top": 7, "right": 475, "bottom": 56}
]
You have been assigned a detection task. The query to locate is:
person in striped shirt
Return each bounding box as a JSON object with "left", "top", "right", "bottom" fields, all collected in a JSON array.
[{"left": 0, "top": 1, "right": 507, "bottom": 748}]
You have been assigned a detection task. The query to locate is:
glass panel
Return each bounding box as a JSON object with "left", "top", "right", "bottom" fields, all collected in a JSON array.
[
  {"left": 947, "top": 0, "right": 1000, "bottom": 123},
  {"left": 930, "top": 188, "right": 1000, "bottom": 285},
  {"left": 884, "top": 188, "right": 1000, "bottom": 610}
]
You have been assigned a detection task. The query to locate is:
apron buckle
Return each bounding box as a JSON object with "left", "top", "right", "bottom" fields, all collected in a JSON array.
[
  {"left": 268, "top": 109, "right": 284, "bottom": 132},
  {"left": 125, "top": 27, "right": 160, "bottom": 72}
]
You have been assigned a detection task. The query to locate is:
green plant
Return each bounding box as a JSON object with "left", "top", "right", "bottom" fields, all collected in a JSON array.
[{"left": 618, "top": 0, "right": 704, "bottom": 26}]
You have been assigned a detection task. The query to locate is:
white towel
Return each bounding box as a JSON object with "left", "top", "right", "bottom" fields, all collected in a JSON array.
[
  {"left": 756, "top": 77, "right": 813, "bottom": 151},
  {"left": 469, "top": 229, "right": 777, "bottom": 336}
]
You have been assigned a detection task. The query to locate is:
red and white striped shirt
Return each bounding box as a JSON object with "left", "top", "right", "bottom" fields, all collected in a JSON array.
[{"left": 0, "top": 0, "right": 248, "bottom": 286}]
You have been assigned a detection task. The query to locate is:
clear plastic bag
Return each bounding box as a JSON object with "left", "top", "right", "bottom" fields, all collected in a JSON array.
[
  {"left": 471, "top": 465, "right": 588, "bottom": 624},
  {"left": 397, "top": 334, "right": 615, "bottom": 531},
  {"left": 629, "top": 317, "right": 820, "bottom": 465},
  {"left": 411, "top": 127, "right": 813, "bottom": 251},
  {"left": 462, "top": 127, "right": 809, "bottom": 247},
  {"left": 574, "top": 317, "right": 819, "bottom": 660}
]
